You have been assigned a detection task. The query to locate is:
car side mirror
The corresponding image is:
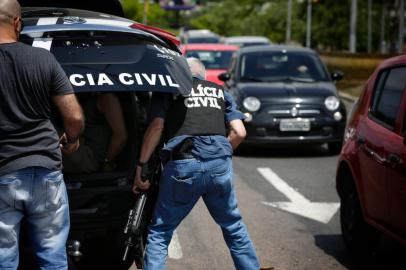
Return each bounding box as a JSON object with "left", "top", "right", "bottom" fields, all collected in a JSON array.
[
  {"left": 218, "top": 72, "right": 231, "bottom": 82},
  {"left": 331, "top": 70, "right": 344, "bottom": 82}
]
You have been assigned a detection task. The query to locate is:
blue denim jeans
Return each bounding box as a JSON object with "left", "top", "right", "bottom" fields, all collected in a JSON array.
[
  {"left": 144, "top": 157, "right": 259, "bottom": 270},
  {"left": 0, "top": 167, "right": 70, "bottom": 270}
]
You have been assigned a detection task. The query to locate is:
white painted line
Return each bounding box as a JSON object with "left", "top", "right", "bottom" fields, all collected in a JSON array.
[
  {"left": 258, "top": 167, "right": 340, "bottom": 224},
  {"left": 168, "top": 230, "right": 183, "bottom": 259},
  {"left": 36, "top": 17, "right": 59, "bottom": 25},
  {"left": 83, "top": 18, "right": 132, "bottom": 28},
  {"left": 32, "top": 38, "right": 53, "bottom": 51}
]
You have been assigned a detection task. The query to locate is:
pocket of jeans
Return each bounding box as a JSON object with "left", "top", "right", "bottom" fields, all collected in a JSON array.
[
  {"left": 171, "top": 175, "right": 195, "bottom": 204},
  {"left": 45, "top": 171, "right": 65, "bottom": 210},
  {"left": 0, "top": 176, "right": 18, "bottom": 210},
  {"left": 211, "top": 166, "right": 232, "bottom": 197}
]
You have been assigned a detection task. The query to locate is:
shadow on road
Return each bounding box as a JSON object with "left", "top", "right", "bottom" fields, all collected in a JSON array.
[
  {"left": 235, "top": 144, "right": 336, "bottom": 158},
  {"left": 314, "top": 234, "right": 406, "bottom": 270}
]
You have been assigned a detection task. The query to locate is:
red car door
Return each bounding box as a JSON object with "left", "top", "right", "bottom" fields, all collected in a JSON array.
[
  {"left": 357, "top": 117, "right": 390, "bottom": 223},
  {"left": 384, "top": 72, "right": 406, "bottom": 238},
  {"left": 355, "top": 70, "right": 393, "bottom": 224}
]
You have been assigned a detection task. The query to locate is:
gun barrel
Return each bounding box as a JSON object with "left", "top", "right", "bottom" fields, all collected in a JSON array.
[{"left": 131, "top": 193, "right": 147, "bottom": 233}]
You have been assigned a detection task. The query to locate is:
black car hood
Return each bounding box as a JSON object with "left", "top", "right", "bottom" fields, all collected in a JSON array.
[{"left": 235, "top": 81, "right": 338, "bottom": 103}]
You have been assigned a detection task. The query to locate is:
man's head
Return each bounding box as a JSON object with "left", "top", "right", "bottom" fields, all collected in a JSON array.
[
  {"left": 0, "top": 0, "right": 22, "bottom": 42},
  {"left": 186, "top": 57, "right": 206, "bottom": 80}
]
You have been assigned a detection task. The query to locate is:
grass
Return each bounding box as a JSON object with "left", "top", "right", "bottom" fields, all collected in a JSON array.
[{"left": 320, "top": 53, "right": 395, "bottom": 97}]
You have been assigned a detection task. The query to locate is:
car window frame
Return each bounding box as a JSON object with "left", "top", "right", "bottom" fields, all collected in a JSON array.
[{"left": 368, "top": 65, "right": 406, "bottom": 134}]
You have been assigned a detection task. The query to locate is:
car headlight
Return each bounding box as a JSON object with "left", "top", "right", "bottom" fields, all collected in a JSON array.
[
  {"left": 243, "top": 96, "right": 261, "bottom": 112},
  {"left": 324, "top": 96, "right": 340, "bottom": 111}
]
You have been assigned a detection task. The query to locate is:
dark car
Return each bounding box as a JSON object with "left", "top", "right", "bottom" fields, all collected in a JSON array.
[
  {"left": 219, "top": 45, "right": 346, "bottom": 154},
  {"left": 19, "top": 7, "right": 192, "bottom": 270},
  {"left": 336, "top": 55, "right": 406, "bottom": 257}
]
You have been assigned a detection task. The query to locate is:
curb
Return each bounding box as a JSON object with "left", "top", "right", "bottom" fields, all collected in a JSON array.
[{"left": 338, "top": 92, "right": 358, "bottom": 102}]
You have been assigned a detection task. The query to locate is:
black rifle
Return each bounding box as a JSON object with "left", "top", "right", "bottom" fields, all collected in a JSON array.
[{"left": 122, "top": 158, "right": 159, "bottom": 269}]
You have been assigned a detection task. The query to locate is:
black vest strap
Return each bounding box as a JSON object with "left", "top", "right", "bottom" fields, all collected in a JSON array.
[{"left": 163, "top": 78, "right": 226, "bottom": 142}]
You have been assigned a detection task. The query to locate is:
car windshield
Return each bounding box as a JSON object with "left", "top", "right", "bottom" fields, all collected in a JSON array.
[
  {"left": 185, "top": 50, "right": 234, "bottom": 69},
  {"left": 239, "top": 51, "right": 329, "bottom": 83}
]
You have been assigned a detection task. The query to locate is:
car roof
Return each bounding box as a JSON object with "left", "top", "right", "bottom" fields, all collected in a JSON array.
[
  {"left": 377, "top": 54, "right": 406, "bottom": 69},
  {"left": 181, "top": 44, "right": 239, "bottom": 51},
  {"left": 22, "top": 7, "right": 131, "bottom": 24},
  {"left": 225, "top": 36, "right": 270, "bottom": 43},
  {"left": 238, "top": 45, "right": 316, "bottom": 54},
  {"left": 21, "top": 7, "right": 180, "bottom": 49}
]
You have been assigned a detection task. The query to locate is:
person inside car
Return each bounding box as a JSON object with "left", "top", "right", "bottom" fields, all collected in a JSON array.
[{"left": 63, "top": 92, "right": 128, "bottom": 173}]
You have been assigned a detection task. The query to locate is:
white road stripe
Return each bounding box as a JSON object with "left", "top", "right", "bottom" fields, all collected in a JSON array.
[
  {"left": 168, "top": 230, "right": 183, "bottom": 259},
  {"left": 258, "top": 167, "right": 340, "bottom": 224}
]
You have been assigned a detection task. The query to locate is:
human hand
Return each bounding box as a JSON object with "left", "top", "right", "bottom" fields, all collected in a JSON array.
[
  {"left": 59, "top": 133, "right": 80, "bottom": 154},
  {"left": 132, "top": 165, "right": 151, "bottom": 194}
]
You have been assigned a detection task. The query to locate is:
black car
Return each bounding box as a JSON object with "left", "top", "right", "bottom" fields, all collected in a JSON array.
[
  {"left": 19, "top": 7, "right": 192, "bottom": 270},
  {"left": 219, "top": 45, "right": 346, "bottom": 154}
]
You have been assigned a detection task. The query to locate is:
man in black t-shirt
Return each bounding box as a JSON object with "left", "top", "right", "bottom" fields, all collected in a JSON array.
[{"left": 0, "top": 1, "right": 84, "bottom": 269}]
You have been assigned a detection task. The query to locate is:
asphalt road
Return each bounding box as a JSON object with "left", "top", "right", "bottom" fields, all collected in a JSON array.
[{"left": 127, "top": 99, "right": 406, "bottom": 270}]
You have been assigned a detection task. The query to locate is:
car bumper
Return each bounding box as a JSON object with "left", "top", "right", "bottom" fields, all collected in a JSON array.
[{"left": 243, "top": 121, "right": 345, "bottom": 145}]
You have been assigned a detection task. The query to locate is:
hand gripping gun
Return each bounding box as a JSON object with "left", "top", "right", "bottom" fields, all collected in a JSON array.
[{"left": 122, "top": 158, "right": 159, "bottom": 269}]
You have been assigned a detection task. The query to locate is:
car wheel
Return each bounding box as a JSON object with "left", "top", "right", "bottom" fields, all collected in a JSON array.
[
  {"left": 328, "top": 142, "right": 342, "bottom": 155},
  {"left": 340, "top": 175, "right": 380, "bottom": 258}
]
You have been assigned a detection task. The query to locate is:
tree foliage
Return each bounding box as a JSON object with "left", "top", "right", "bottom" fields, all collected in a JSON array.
[{"left": 186, "top": 0, "right": 401, "bottom": 53}]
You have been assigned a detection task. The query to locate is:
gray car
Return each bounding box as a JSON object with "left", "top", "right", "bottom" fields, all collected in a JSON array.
[{"left": 219, "top": 45, "right": 346, "bottom": 154}]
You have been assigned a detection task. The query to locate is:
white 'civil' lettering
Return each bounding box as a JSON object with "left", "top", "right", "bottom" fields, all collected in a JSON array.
[
  {"left": 119, "top": 73, "right": 134, "bottom": 85},
  {"left": 142, "top": 73, "right": 156, "bottom": 86},
  {"left": 70, "top": 74, "right": 86, "bottom": 86},
  {"left": 98, "top": 73, "right": 114, "bottom": 85}
]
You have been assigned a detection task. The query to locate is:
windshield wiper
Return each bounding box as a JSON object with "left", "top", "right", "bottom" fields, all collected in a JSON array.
[
  {"left": 283, "top": 76, "right": 315, "bottom": 83},
  {"left": 240, "top": 76, "right": 265, "bottom": 82}
]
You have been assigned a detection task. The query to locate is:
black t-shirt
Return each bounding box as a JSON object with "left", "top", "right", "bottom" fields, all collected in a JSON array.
[{"left": 0, "top": 42, "right": 74, "bottom": 175}]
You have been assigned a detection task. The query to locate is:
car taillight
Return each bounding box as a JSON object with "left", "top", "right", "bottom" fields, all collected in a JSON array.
[{"left": 130, "top": 23, "right": 180, "bottom": 46}]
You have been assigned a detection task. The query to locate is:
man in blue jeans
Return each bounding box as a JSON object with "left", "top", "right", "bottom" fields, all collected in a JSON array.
[
  {"left": 133, "top": 57, "right": 260, "bottom": 269},
  {"left": 0, "top": 0, "right": 84, "bottom": 269}
]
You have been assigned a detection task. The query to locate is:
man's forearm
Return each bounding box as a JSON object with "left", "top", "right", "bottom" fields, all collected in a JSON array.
[
  {"left": 53, "top": 94, "right": 84, "bottom": 142},
  {"left": 227, "top": 119, "right": 246, "bottom": 150},
  {"left": 228, "top": 130, "right": 244, "bottom": 149},
  {"left": 138, "top": 120, "right": 163, "bottom": 163},
  {"left": 65, "top": 118, "right": 84, "bottom": 143}
]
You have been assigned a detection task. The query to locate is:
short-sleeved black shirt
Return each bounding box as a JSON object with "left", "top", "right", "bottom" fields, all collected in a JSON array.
[{"left": 0, "top": 42, "right": 74, "bottom": 176}]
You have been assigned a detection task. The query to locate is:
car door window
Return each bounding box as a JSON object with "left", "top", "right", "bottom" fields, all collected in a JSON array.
[{"left": 370, "top": 66, "right": 406, "bottom": 129}]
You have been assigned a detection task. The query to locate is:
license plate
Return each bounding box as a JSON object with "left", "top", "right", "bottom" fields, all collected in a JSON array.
[{"left": 279, "top": 118, "right": 311, "bottom": 131}]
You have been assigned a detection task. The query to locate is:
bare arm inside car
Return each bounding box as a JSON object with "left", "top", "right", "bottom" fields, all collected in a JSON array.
[
  {"left": 52, "top": 93, "right": 84, "bottom": 146},
  {"left": 98, "top": 93, "right": 128, "bottom": 162},
  {"left": 227, "top": 119, "right": 246, "bottom": 149},
  {"left": 132, "top": 117, "right": 164, "bottom": 193}
]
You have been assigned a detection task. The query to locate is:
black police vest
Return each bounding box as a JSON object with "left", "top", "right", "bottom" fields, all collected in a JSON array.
[{"left": 163, "top": 79, "right": 227, "bottom": 142}]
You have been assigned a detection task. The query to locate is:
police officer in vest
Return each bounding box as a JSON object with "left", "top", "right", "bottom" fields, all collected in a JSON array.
[{"left": 133, "top": 57, "right": 260, "bottom": 269}]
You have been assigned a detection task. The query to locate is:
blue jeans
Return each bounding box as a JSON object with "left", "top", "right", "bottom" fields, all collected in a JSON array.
[
  {"left": 144, "top": 157, "right": 259, "bottom": 270},
  {"left": 0, "top": 167, "right": 70, "bottom": 270}
]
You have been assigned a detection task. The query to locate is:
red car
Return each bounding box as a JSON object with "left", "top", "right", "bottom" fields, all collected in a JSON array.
[
  {"left": 336, "top": 55, "right": 406, "bottom": 256},
  {"left": 181, "top": 44, "right": 239, "bottom": 85}
]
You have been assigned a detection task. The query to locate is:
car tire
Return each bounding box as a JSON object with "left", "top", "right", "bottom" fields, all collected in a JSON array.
[
  {"left": 328, "top": 142, "right": 342, "bottom": 155},
  {"left": 340, "top": 174, "right": 380, "bottom": 258}
]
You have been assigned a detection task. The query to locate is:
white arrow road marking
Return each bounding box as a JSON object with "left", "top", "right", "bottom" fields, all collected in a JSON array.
[
  {"left": 168, "top": 230, "right": 183, "bottom": 259},
  {"left": 257, "top": 167, "right": 340, "bottom": 224}
]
